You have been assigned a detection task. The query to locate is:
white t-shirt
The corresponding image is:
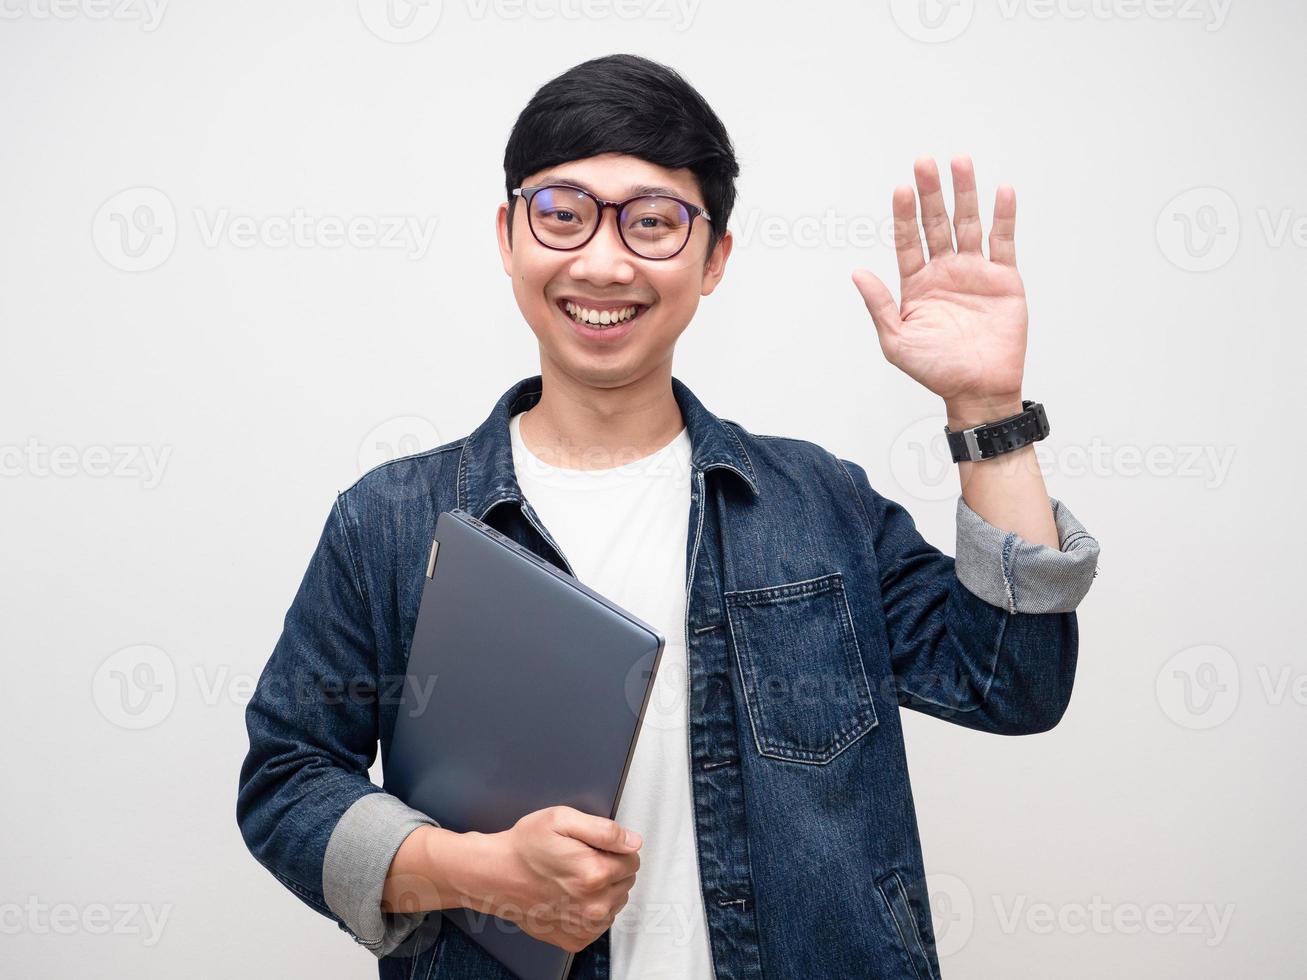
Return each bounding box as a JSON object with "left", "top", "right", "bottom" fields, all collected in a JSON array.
[{"left": 508, "top": 409, "right": 714, "bottom": 980}]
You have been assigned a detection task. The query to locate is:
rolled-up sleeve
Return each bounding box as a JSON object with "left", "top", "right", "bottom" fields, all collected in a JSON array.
[
  {"left": 954, "top": 495, "right": 1100, "bottom": 615},
  {"left": 236, "top": 495, "right": 441, "bottom": 959},
  {"left": 323, "top": 793, "right": 441, "bottom": 958}
]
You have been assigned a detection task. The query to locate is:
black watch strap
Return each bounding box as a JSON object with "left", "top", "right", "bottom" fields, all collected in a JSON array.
[{"left": 945, "top": 400, "right": 1049, "bottom": 463}]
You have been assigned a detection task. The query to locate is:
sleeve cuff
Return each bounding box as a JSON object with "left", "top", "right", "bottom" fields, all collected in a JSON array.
[
  {"left": 323, "top": 791, "right": 442, "bottom": 958},
  {"left": 954, "top": 495, "right": 1101, "bottom": 614}
]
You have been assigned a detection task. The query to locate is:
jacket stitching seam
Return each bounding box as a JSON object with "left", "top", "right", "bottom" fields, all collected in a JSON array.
[
  {"left": 341, "top": 440, "right": 465, "bottom": 496},
  {"left": 1000, "top": 531, "right": 1018, "bottom": 614},
  {"left": 893, "top": 872, "right": 935, "bottom": 977},
  {"left": 333, "top": 494, "right": 373, "bottom": 614},
  {"left": 720, "top": 420, "right": 761, "bottom": 488},
  {"left": 877, "top": 873, "right": 928, "bottom": 980}
]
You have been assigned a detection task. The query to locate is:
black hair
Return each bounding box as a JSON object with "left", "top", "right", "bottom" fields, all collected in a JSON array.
[{"left": 503, "top": 54, "right": 739, "bottom": 258}]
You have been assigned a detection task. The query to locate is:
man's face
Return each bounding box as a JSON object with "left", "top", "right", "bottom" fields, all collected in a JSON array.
[{"left": 496, "top": 152, "right": 732, "bottom": 388}]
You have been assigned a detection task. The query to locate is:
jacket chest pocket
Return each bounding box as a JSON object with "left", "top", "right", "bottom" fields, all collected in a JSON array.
[{"left": 724, "top": 571, "right": 878, "bottom": 764}]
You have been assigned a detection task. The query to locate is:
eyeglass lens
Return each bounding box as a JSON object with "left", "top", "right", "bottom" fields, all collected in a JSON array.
[{"left": 526, "top": 186, "right": 694, "bottom": 259}]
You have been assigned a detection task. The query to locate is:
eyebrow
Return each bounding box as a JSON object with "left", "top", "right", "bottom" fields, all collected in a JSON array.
[{"left": 533, "top": 175, "right": 691, "bottom": 201}]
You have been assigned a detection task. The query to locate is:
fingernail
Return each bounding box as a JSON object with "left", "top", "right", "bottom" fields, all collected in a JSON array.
[{"left": 625, "top": 830, "right": 642, "bottom": 848}]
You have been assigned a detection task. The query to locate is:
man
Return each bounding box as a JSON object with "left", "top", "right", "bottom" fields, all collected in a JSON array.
[{"left": 237, "top": 53, "right": 1100, "bottom": 980}]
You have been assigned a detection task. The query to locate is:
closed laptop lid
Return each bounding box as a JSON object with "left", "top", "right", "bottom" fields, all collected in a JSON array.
[{"left": 385, "top": 508, "right": 665, "bottom": 980}]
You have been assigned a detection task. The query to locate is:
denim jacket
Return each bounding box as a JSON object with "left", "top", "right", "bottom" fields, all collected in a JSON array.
[{"left": 237, "top": 374, "right": 1100, "bottom": 980}]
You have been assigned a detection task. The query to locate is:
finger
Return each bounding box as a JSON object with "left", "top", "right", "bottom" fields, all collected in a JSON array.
[
  {"left": 595, "top": 849, "right": 641, "bottom": 881},
  {"left": 988, "top": 183, "right": 1017, "bottom": 266},
  {"left": 951, "top": 154, "right": 983, "bottom": 254},
  {"left": 890, "top": 184, "right": 925, "bottom": 279},
  {"left": 914, "top": 155, "right": 954, "bottom": 259},
  {"left": 851, "top": 269, "right": 903, "bottom": 359},
  {"left": 557, "top": 809, "right": 642, "bottom": 853}
]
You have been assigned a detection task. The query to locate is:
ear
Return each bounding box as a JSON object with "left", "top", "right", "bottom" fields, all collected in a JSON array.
[
  {"left": 496, "top": 201, "right": 513, "bottom": 276},
  {"left": 699, "top": 229, "right": 733, "bottom": 297}
]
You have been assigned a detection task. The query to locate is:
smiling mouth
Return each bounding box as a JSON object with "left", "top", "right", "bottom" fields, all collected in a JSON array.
[{"left": 557, "top": 299, "right": 650, "bottom": 329}]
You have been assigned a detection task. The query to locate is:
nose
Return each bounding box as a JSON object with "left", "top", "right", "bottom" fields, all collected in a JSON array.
[{"left": 566, "top": 207, "right": 636, "bottom": 287}]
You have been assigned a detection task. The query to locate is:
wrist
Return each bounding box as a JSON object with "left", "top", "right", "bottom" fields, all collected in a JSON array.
[
  {"left": 412, "top": 826, "right": 500, "bottom": 912},
  {"left": 455, "top": 829, "right": 527, "bottom": 916},
  {"left": 944, "top": 393, "right": 1024, "bottom": 430}
]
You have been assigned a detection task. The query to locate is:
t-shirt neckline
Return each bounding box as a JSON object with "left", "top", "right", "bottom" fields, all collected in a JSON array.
[{"left": 509, "top": 410, "right": 691, "bottom": 481}]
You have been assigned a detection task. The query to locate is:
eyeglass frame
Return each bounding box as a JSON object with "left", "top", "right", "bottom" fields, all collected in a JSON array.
[{"left": 510, "top": 183, "right": 713, "bottom": 261}]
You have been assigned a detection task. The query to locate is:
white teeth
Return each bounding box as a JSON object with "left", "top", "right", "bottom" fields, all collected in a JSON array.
[{"left": 564, "top": 302, "right": 640, "bottom": 328}]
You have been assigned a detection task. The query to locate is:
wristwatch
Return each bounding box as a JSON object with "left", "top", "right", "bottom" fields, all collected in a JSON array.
[{"left": 945, "top": 400, "right": 1050, "bottom": 463}]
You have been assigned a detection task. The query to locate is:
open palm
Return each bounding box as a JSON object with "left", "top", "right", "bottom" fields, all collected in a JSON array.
[{"left": 852, "top": 156, "right": 1028, "bottom": 409}]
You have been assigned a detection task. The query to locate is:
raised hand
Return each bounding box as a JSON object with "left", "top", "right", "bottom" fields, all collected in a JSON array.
[{"left": 852, "top": 155, "right": 1027, "bottom": 424}]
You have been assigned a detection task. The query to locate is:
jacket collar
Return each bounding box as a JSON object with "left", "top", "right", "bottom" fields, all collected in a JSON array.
[{"left": 457, "top": 374, "right": 760, "bottom": 521}]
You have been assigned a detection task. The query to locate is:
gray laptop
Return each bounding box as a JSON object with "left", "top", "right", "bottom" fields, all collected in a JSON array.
[{"left": 385, "top": 508, "right": 666, "bottom": 980}]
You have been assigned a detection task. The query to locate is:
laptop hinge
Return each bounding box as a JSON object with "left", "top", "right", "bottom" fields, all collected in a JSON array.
[{"left": 425, "top": 538, "right": 440, "bottom": 578}]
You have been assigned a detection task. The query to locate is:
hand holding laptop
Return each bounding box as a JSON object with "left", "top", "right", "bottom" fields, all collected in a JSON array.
[
  {"left": 476, "top": 805, "right": 644, "bottom": 954},
  {"left": 386, "top": 510, "right": 666, "bottom": 978}
]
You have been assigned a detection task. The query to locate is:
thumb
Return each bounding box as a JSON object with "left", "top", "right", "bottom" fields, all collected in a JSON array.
[
  {"left": 557, "top": 809, "right": 642, "bottom": 853},
  {"left": 851, "top": 268, "right": 902, "bottom": 340}
]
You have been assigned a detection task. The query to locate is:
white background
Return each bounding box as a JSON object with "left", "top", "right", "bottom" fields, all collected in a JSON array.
[{"left": 2, "top": 0, "right": 1302, "bottom": 976}]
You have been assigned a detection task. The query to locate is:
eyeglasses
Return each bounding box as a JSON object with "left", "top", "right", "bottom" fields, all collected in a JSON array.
[{"left": 511, "top": 184, "right": 712, "bottom": 261}]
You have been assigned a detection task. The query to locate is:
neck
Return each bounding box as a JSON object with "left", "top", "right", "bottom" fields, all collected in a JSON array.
[{"left": 518, "top": 360, "right": 685, "bottom": 471}]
